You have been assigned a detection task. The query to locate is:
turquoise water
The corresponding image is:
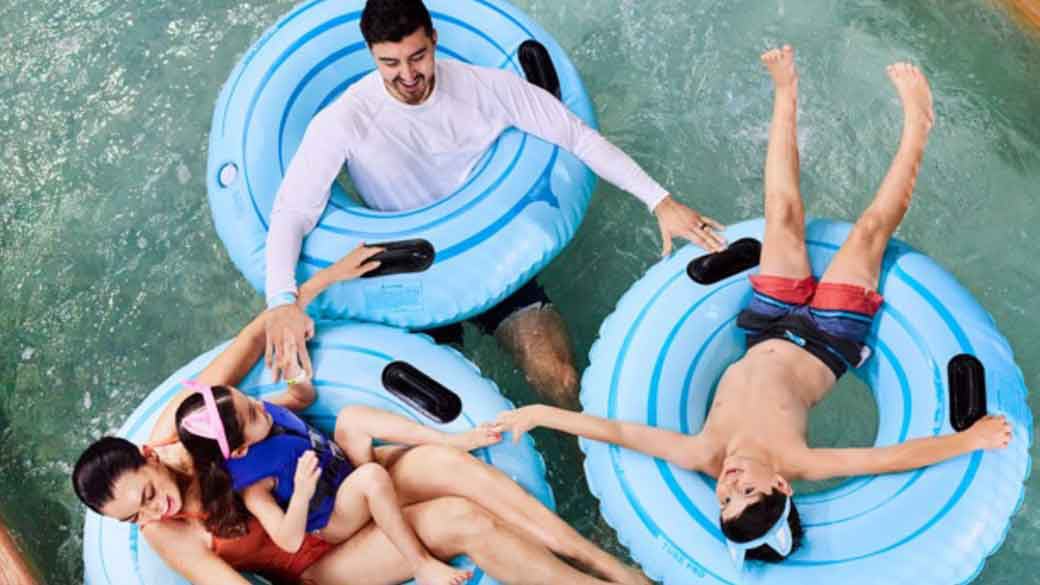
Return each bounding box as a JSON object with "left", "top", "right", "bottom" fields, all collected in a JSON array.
[{"left": 1, "top": 0, "right": 1037, "bottom": 583}]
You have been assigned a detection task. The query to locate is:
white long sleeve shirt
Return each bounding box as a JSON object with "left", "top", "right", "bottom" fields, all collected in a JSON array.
[{"left": 265, "top": 59, "right": 669, "bottom": 300}]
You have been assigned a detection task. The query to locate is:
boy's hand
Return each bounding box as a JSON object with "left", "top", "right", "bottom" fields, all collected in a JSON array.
[
  {"left": 293, "top": 450, "right": 322, "bottom": 498},
  {"left": 965, "top": 415, "right": 1012, "bottom": 450},
  {"left": 326, "top": 243, "right": 384, "bottom": 283},
  {"left": 493, "top": 406, "right": 543, "bottom": 444}
]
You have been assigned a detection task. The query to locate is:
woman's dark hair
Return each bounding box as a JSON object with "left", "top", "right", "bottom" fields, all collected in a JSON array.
[
  {"left": 73, "top": 436, "right": 148, "bottom": 514},
  {"left": 720, "top": 491, "right": 803, "bottom": 563},
  {"left": 360, "top": 0, "right": 434, "bottom": 46},
  {"left": 175, "top": 385, "right": 250, "bottom": 538}
]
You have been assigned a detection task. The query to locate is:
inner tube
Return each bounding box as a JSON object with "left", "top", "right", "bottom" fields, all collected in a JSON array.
[
  {"left": 83, "top": 322, "right": 553, "bottom": 585},
  {"left": 207, "top": 0, "right": 597, "bottom": 329},
  {"left": 579, "top": 218, "right": 1031, "bottom": 585}
]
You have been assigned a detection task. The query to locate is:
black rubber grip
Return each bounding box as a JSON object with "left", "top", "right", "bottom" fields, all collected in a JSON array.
[
  {"left": 518, "top": 39, "right": 561, "bottom": 99},
  {"left": 686, "top": 238, "right": 762, "bottom": 285},
  {"left": 381, "top": 361, "right": 463, "bottom": 424},
  {"left": 361, "top": 239, "right": 435, "bottom": 278},
  {"left": 948, "top": 354, "right": 987, "bottom": 432}
]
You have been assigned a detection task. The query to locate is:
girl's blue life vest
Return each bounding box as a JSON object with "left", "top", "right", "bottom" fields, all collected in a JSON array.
[{"left": 226, "top": 402, "right": 354, "bottom": 533}]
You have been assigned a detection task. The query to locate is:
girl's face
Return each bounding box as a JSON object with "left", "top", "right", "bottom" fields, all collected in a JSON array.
[
  {"left": 99, "top": 453, "right": 183, "bottom": 526},
  {"left": 228, "top": 387, "right": 273, "bottom": 451}
]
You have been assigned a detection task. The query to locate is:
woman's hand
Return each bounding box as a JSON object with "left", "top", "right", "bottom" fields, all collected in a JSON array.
[
  {"left": 325, "top": 243, "right": 384, "bottom": 283},
  {"left": 293, "top": 451, "right": 322, "bottom": 499},
  {"left": 493, "top": 406, "right": 544, "bottom": 444},
  {"left": 653, "top": 195, "right": 726, "bottom": 256},
  {"left": 965, "top": 415, "right": 1012, "bottom": 450}
]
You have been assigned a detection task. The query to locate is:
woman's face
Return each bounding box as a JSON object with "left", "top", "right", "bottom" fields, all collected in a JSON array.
[{"left": 98, "top": 453, "right": 183, "bottom": 526}]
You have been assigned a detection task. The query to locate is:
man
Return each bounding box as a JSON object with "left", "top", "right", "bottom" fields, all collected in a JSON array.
[
  {"left": 494, "top": 46, "right": 1012, "bottom": 565},
  {"left": 263, "top": 0, "right": 725, "bottom": 408}
]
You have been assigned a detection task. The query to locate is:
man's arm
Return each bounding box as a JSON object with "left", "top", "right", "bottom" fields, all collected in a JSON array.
[
  {"left": 483, "top": 68, "right": 726, "bottom": 253},
  {"left": 495, "top": 405, "right": 715, "bottom": 472},
  {"left": 265, "top": 113, "right": 356, "bottom": 381},
  {"left": 797, "top": 415, "right": 1012, "bottom": 481}
]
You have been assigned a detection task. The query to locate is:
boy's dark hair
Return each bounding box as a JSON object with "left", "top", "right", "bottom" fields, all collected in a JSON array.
[
  {"left": 175, "top": 385, "right": 250, "bottom": 538},
  {"left": 361, "top": 0, "right": 434, "bottom": 46},
  {"left": 720, "top": 491, "right": 803, "bottom": 563},
  {"left": 73, "top": 436, "right": 148, "bottom": 514}
]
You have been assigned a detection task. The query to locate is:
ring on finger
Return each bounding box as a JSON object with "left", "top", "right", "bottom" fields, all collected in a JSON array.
[{"left": 699, "top": 221, "right": 709, "bottom": 230}]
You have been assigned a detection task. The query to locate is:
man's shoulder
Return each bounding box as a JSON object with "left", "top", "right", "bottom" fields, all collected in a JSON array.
[{"left": 311, "top": 72, "right": 383, "bottom": 129}]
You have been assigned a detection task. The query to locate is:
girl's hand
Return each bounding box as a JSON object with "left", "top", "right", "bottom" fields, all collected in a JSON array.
[
  {"left": 326, "top": 243, "right": 384, "bottom": 283},
  {"left": 445, "top": 423, "right": 503, "bottom": 452},
  {"left": 293, "top": 451, "right": 322, "bottom": 498},
  {"left": 493, "top": 406, "right": 543, "bottom": 444},
  {"left": 966, "top": 415, "right": 1012, "bottom": 450}
]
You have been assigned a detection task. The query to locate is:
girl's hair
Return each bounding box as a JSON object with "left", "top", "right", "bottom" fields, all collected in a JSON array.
[
  {"left": 175, "top": 385, "right": 250, "bottom": 538},
  {"left": 73, "top": 436, "right": 148, "bottom": 514}
]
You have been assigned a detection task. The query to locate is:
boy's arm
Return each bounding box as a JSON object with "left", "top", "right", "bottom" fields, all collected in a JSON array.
[
  {"left": 496, "top": 405, "right": 715, "bottom": 472},
  {"left": 798, "top": 415, "right": 1011, "bottom": 481}
]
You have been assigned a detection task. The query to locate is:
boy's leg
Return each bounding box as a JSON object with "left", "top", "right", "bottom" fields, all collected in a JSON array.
[
  {"left": 819, "top": 63, "right": 934, "bottom": 290},
  {"left": 759, "top": 45, "right": 811, "bottom": 281}
]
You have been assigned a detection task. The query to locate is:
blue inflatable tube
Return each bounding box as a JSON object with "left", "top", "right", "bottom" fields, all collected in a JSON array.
[
  {"left": 83, "top": 322, "right": 553, "bottom": 585},
  {"left": 207, "top": 0, "right": 597, "bottom": 329},
  {"left": 580, "top": 218, "right": 1031, "bottom": 585}
]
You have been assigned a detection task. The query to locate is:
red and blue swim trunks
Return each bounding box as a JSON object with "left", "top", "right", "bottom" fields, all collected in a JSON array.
[{"left": 736, "top": 275, "right": 883, "bottom": 378}]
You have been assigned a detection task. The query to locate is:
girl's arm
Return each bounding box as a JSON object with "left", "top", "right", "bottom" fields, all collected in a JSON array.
[
  {"left": 495, "top": 405, "right": 716, "bottom": 473},
  {"left": 240, "top": 452, "right": 321, "bottom": 553},
  {"left": 335, "top": 405, "right": 500, "bottom": 465},
  {"left": 798, "top": 415, "right": 1012, "bottom": 481},
  {"left": 143, "top": 521, "right": 252, "bottom": 585}
]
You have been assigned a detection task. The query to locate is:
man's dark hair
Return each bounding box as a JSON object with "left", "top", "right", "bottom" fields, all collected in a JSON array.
[
  {"left": 720, "top": 491, "right": 803, "bottom": 563},
  {"left": 73, "top": 436, "right": 148, "bottom": 514},
  {"left": 361, "top": 0, "right": 434, "bottom": 46}
]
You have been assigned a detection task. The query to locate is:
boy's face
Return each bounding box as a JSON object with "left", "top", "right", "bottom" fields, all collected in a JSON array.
[{"left": 716, "top": 455, "right": 792, "bottom": 521}]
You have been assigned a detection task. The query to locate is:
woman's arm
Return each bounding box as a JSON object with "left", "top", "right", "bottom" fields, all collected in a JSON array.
[
  {"left": 495, "top": 405, "right": 715, "bottom": 472},
  {"left": 143, "top": 521, "right": 252, "bottom": 585},
  {"left": 798, "top": 415, "right": 1012, "bottom": 481},
  {"left": 241, "top": 452, "right": 321, "bottom": 554}
]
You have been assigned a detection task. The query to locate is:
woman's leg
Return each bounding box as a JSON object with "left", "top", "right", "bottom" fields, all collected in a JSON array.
[
  {"left": 375, "top": 445, "right": 649, "bottom": 585},
  {"left": 302, "top": 497, "right": 617, "bottom": 585}
]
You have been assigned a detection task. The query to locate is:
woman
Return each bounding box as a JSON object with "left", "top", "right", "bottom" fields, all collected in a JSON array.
[{"left": 73, "top": 245, "right": 648, "bottom": 585}]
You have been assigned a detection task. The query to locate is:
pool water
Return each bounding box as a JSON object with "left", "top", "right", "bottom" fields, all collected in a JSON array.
[{"left": 1, "top": 0, "right": 1037, "bottom": 583}]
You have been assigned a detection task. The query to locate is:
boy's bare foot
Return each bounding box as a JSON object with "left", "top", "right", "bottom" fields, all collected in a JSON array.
[
  {"left": 761, "top": 45, "right": 798, "bottom": 91},
  {"left": 886, "top": 62, "right": 934, "bottom": 132},
  {"left": 415, "top": 559, "right": 472, "bottom": 585},
  {"left": 445, "top": 423, "right": 502, "bottom": 452}
]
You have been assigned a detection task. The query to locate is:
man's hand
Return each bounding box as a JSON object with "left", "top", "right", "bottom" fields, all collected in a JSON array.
[
  {"left": 965, "top": 415, "right": 1012, "bottom": 450},
  {"left": 265, "top": 303, "right": 314, "bottom": 383},
  {"left": 324, "top": 243, "right": 384, "bottom": 282},
  {"left": 653, "top": 195, "right": 726, "bottom": 256}
]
